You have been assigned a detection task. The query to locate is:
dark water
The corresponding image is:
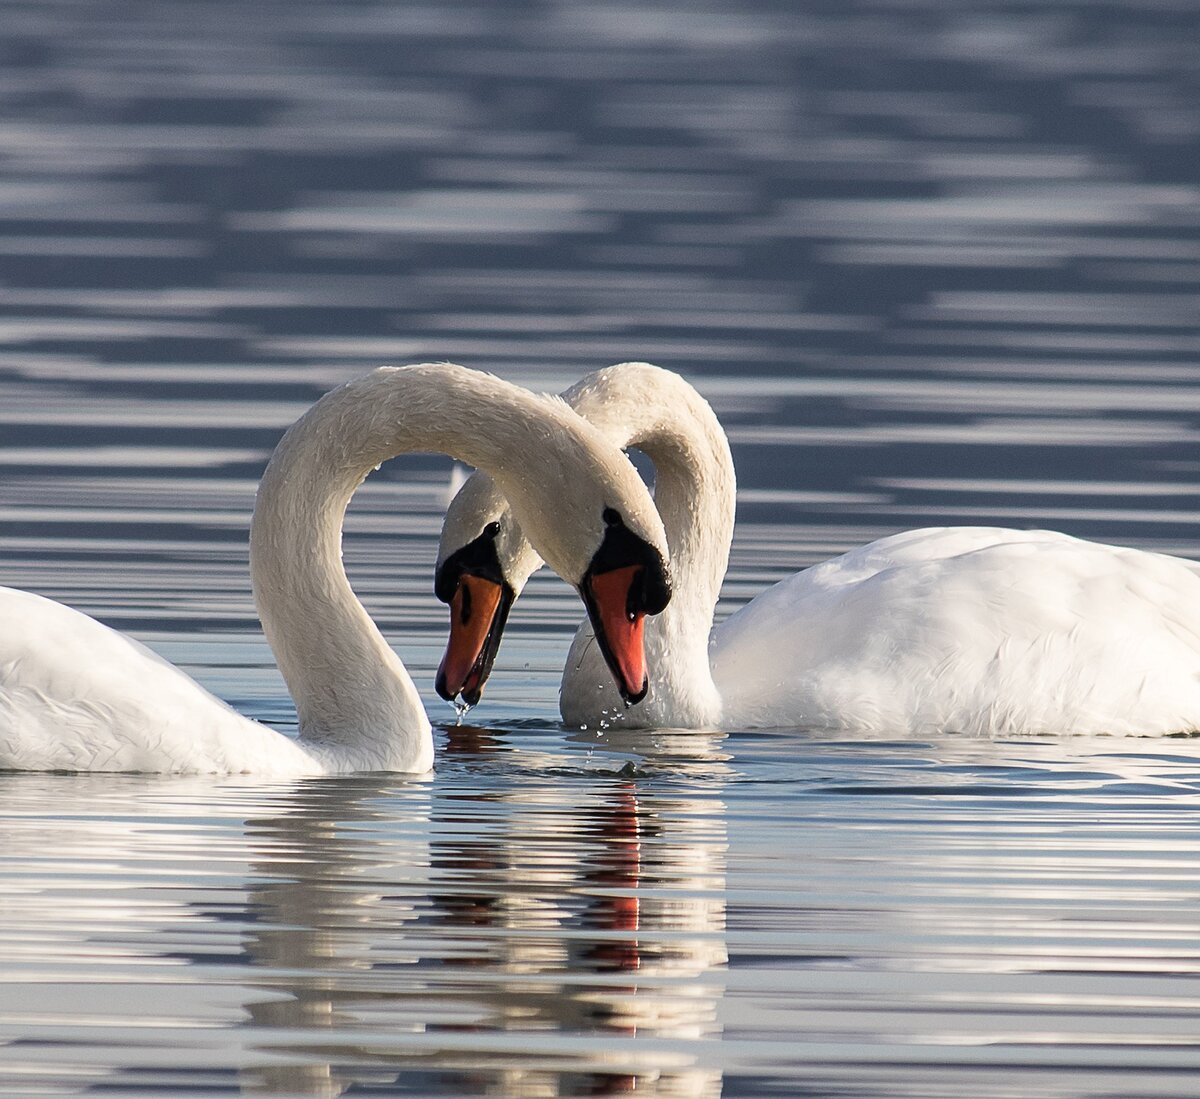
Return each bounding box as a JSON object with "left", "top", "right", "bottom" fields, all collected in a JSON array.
[{"left": 2, "top": 0, "right": 1200, "bottom": 1094}]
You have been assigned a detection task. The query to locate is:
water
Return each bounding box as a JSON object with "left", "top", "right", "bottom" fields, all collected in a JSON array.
[{"left": 2, "top": 0, "right": 1200, "bottom": 1093}]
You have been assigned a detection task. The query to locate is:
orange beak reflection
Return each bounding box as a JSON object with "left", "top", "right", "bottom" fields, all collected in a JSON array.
[
  {"left": 586, "top": 564, "right": 649, "bottom": 705},
  {"left": 436, "top": 574, "right": 509, "bottom": 705}
]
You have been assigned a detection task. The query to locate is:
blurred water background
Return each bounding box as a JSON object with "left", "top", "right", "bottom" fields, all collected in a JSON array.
[{"left": 1, "top": 0, "right": 1200, "bottom": 1095}]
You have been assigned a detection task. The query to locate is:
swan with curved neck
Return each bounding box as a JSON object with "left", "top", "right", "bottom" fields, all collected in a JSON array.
[
  {"left": 435, "top": 362, "right": 1200, "bottom": 736},
  {"left": 0, "top": 363, "right": 670, "bottom": 774}
]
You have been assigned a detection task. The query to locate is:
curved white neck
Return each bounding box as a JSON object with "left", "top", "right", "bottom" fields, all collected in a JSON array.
[
  {"left": 251, "top": 364, "right": 664, "bottom": 768},
  {"left": 564, "top": 364, "right": 736, "bottom": 723}
]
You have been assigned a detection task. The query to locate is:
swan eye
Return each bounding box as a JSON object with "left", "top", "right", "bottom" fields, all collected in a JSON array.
[
  {"left": 484, "top": 521, "right": 501, "bottom": 539},
  {"left": 602, "top": 507, "right": 621, "bottom": 527}
]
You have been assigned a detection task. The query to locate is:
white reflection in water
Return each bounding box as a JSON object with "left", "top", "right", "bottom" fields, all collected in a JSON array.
[
  {"left": 0, "top": 737, "right": 731, "bottom": 1097},
  {"left": 11, "top": 736, "right": 1200, "bottom": 1096},
  {"left": 237, "top": 190, "right": 610, "bottom": 239}
]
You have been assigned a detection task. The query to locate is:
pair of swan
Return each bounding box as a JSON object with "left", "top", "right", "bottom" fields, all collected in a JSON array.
[
  {"left": 6, "top": 360, "right": 1200, "bottom": 776},
  {"left": 0, "top": 364, "right": 670, "bottom": 775},
  {"left": 436, "top": 362, "right": 1200, "bottom": 738}
]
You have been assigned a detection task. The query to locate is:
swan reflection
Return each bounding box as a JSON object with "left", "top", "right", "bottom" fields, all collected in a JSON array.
[{"left": 239, "top": 732, "right": 730, "bottom": 1097}]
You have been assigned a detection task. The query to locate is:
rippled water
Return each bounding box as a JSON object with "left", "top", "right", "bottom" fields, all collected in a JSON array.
[{"left": 2, "top": 0, "right": 1200, "bottom": 1094}]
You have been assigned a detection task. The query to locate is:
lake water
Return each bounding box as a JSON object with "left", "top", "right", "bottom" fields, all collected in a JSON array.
[{"left": 2, "top": 0, "right": 1200, "bottom": 1094}]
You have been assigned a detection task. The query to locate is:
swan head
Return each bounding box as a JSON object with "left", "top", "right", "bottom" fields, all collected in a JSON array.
[
  {"left": 434, "top": 469, "right": 670, "bottom": 708},
  {"left": 433, "top": 472, "right": 532, "bottom": 706},
  {"left": 577, "top": 505, "right": 672, "bottom": 704}
]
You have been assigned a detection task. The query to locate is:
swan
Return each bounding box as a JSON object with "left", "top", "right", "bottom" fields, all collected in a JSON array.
[
  {"left": 0, "top": 363, "right": 671, "bottom": 774},
  {"left": 433, "top": 362, "right": 1200, "bottom": 736}
]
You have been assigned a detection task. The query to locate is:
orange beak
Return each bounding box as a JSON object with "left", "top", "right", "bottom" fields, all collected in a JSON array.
[
  {"left": 435, "top": 574, "right": 509, "bottom": 705},
  {"left": 585, "top": 564, "right": 648, "bottom": 704}
]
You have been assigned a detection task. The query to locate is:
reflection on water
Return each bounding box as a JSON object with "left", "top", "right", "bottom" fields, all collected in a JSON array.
[
  {"left": 2, "top": 0, "right": 1200, "bottom": 1093},
  {"left": 0, "top": 736, "right": 730, "bottom": 1097},
  {"left": 5, "top": 734, "right": 1200, "bottom": 1096}
]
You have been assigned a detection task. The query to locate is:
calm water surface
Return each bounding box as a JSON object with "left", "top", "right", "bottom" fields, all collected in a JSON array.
[{"left": 2, "top": 0, "right": 1200, "bottom": 1094}]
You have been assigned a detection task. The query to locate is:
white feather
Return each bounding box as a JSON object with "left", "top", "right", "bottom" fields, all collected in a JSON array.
[
  {"left": 440, "top": 364, "right": 1200, "bottom": 737},
  {"left": 0, "top": 364, "right": 668, "bottom": 774}
]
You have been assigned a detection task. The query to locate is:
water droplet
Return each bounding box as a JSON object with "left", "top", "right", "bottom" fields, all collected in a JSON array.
[{"left": 451, "top": 699, "right": 471, "bottom": 725}]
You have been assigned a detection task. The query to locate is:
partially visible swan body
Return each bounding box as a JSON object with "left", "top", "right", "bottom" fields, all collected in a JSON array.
[
  {"left": 434, "top": 362, "right": 1200, "bottom": 737},
  {"left": 707, "top": 525, "right": 1200, "bottom": 736},
  {"left": 0, "top": 364, "right": 671, "bottom": 774}
]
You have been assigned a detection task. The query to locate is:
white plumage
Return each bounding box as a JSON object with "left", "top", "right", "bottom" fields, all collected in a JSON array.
[
  {"left": 439, "top": 363, "right": 1200, "bottom": 737},
  {"left": 711, "top": 526, "right": 1200, "bottom": 735},
  {"left": 0, "top": 363, "right": 669, "bottom": 774},
  {"left": 0, "top": 585, "right": 308, "bottom": 773}
]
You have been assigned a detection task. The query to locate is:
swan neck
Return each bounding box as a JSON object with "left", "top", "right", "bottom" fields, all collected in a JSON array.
[
  {"left": 563, "top": 364, "right": 736, "bottom": 723},
  {"left": 566, "top": 363, "right": 736, "bottom": 641},
  {"left": 250, "top": 364, "right": 618, "bottom": 769}
]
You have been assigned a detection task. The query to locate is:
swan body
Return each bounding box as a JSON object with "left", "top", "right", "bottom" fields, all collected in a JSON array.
[
  {"left": 0, "top": 364, "right": 670, "bottom": 774},
  {"left": 436, "top": 363, "right": 1200, "bottom": 737},
  {"left": 0, "top": 585, "right": 315, "bottom": 773},
  {"left": 708, "top": 525, "right": 1200, "bottom": 736}
]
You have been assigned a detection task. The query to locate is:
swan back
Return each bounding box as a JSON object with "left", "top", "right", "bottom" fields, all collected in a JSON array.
[
  {"left": 0, "top": 586, "right": 316, "bottom": 773},
  {"left": 712, "top": 527, "right": 1200, "bottom": 735}
]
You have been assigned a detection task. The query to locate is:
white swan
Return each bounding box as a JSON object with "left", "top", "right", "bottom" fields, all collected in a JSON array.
[
  {"left": 434, "top": 362, "right": 1200, "bottom": 737},
  {"left": 0, "top": 363, "right": 671, "bottom": 774}
]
